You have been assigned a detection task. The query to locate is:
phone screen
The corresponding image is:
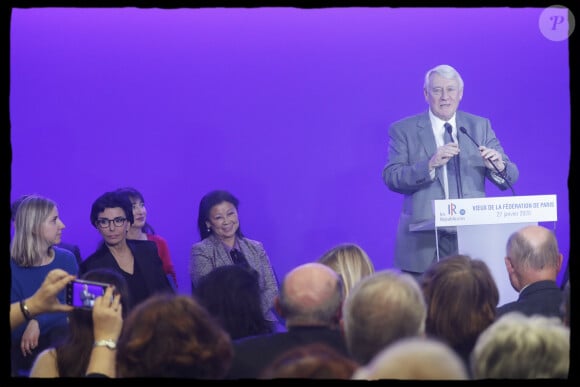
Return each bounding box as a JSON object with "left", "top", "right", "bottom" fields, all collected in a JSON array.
[{"left": 66, "top": 279, "right": 109, "bottom": 309}]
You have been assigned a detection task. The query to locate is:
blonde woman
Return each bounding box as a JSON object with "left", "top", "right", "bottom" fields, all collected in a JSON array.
[
  {"left": 318, "top": 243, "right": 375, "bottom": 298},
  {"left": 10, "top": 195, "right": 79, "bottom": 376}
]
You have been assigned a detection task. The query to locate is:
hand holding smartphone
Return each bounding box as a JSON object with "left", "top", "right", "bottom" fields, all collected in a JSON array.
[{"left": 66, "top": 279, "right": 110, "bottom": 309}]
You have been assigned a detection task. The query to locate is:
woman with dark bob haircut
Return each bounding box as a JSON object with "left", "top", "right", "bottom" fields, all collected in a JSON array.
[
  {"left": 80, "top": 190, "right": 174, "bottom": 312},
  {"left": 190, "top": 190, "right": 281, "bottom": 328}
]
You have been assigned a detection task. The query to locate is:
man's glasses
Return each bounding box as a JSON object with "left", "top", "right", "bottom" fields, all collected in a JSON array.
[{"left": 96, "top": 217, "right": 127, "bottom": 229}]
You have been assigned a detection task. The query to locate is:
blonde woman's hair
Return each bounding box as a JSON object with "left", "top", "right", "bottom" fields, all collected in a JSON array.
[
  {"left": 11, "top": 194, "right": 57, "bottom": 267},
  {"left": 318, "top": 243, "right": 375, "bottom": 297}
]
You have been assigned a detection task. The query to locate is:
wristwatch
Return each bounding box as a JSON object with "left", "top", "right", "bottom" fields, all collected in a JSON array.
[{"left": 93, "top": 339, "right": 117, "bottom": 350}]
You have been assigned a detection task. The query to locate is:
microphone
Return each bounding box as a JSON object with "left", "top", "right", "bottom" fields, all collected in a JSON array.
[
  {"left": 444, "top": 123, "right": 463, "bottom": 198},
  {"left": 459, "top": 126, "right": 516, "bottom": 195}
]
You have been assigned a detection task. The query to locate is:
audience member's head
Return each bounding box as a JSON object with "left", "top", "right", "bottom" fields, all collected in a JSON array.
[
  {"left": 116, "top": 294, "right": 233, "bottom": 378},
  {"left": 90, "top": 190, "right": 134, "bottom": 229},
  {"left": 54, "top": 269, "right": 129, "bottom": 377},
  {"left": 115, "top": 186, "right": 156, "bottom": 234},
  {"left": 318, "top": 243, "right": 375, "bottom": 298},
  {"left": 276, "top": 262, "right": 343, "bottom": 328},
  {"left": 471, "top": 312, "right": 569, "bottom": 379},
  {"left": 197, "top": 189, "right": 243, "bottom": 240},
  {"left": 194, "top": 264, "right": 274, "bottom": 339},
  {"left": 352, "top": 337, "right": 468, "bottom": 380},
  {"left": 341, "top": 270, "right": 427, "bottom": 365},
  {"left": 505, "top": 225, "right": 563, "bottom": 292},
  {"left": 11, "top": 194, "right": 63, "bottom": 267},
  {"left": 420, "top": 254, "right": 498, "bottom": 364},
  {"left": 259, "top": 343, "right": 359, "bottom": 379}
]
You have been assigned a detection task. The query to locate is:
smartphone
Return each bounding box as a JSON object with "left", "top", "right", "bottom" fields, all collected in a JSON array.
[{"left": 66, "top": 279, "right": 110, "bottom": 309}]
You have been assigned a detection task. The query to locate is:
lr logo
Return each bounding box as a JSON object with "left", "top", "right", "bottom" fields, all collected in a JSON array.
[
  {"left": 447, "top": 202, "right": 466, "bottom": 216},
  {"left": 448, "top": 202, "right": 457, "bottom": 216}
]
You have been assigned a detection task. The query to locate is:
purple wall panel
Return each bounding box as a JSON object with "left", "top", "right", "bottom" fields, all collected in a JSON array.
[{"left": 10, "top": 7, "right": 570, "bottom": 294}]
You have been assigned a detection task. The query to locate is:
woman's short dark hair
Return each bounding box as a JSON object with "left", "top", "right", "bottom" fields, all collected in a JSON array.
[{"left": 90, "top": 190, "right": 134, "bottom": 227}]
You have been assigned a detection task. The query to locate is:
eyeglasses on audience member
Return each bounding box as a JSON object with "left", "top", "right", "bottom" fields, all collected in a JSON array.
[{"left": 96, "top": 217, "right": 127, "bottom": 229}]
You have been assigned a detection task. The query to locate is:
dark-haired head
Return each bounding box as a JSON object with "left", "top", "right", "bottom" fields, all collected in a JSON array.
[
  {"left": 115, "top": 187, "right": 155, "bottom": 234},
  {"left": 197, "top": 190, "right": 243, "bottom": 240},
  {"left": 194, "top": 264, "right": 273, "bottom": 339},
  {"left": 90, "top": 191, "right": 134, "bottom": 227}
]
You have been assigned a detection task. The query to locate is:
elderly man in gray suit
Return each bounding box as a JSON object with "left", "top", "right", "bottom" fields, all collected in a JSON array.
[{"left": 382, "top": 64, "right": 519, "bottom": 279}]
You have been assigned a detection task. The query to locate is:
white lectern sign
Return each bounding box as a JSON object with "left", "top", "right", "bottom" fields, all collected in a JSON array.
[
  {"left": 432, "top": 195, "right": 558, "bottom": 307},
  {"left": 433, "top": 194, "right": 557, "bottom": 227}
]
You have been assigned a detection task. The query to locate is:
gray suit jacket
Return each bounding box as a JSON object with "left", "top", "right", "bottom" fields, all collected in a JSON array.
[
  {"left": 190, "top": 233, "right": 280, "bottom": 323},
  {"left": 382, "top": 110, "right": 519, "bottom": 273}
]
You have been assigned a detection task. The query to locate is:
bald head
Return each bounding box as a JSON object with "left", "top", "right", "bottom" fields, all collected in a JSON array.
[
  {"left": 505, "top": 225, "right": 562, "bottom": 289},
  {"left": 278, "top": 263, "right": 343, "bottom": 327},
  {"left": 519, "top": 225, "right": 554, "bottom": 247}
]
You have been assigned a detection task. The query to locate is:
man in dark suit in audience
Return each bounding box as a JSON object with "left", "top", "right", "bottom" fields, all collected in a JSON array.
[
  {"left": 227, "top": 262, "right": 349, "bottom": 379},
  {"left": 497, "top": 225, "right": 563, "bottom": 319}
]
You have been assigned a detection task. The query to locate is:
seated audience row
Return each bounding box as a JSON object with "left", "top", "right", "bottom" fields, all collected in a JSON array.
[{"left": 11, "top": 187, "right": 568, "bottom": 380}]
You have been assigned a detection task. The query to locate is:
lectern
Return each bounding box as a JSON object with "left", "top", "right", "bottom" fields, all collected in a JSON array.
[{"left": 432, "top": 194, "right": 558, "bottom": 306}]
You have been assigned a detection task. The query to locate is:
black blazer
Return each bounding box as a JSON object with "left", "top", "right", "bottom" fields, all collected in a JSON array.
[
  {"left": 227, "top": 326, "right": 350, "bottom": 379},
  {"left": 80, "top": 239, "right": 174, "bottom": 307},
  {"left": 496, "top": 280, "right": 563, "bottom": 319}
]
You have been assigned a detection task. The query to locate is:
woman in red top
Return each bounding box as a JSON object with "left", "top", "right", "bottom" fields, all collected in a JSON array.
[{"left": 115, "top": 187, "right": 178, "bottom": 289}]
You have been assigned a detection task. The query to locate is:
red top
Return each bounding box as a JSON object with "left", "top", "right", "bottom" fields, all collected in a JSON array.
[{"left": 147, "top": 234, "right": 178, "bottom": 288}]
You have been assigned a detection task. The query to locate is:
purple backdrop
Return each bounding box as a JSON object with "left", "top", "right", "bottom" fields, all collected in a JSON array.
[{"left": 10, "top": 7, "right": 570, "bottom": 295}]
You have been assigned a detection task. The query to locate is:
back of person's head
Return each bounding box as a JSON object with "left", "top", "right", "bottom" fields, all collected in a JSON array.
[
  {"left": 471, "top": 312, "right": 569, "bottom": 379},
  {"left": 277, "top": 262, "right": 343, "bottom": 328},
  {"left": 90, "top": 190, "right": 134, "bottom": 227},
  {"left": 197, "top": 189, "right": 243, "bottom": 240},
  {"left": 318, "top": 243, "right": 375, "bottom": 298},
  {"left": 115, "top": 186, "right": 156, "bottom": 234},
  {"left": 352, "top": 337, "right": 468, "bottom": 380},
  {"left": 116, "top": 293, "right": 233, "bottom": 378},
  {"left": 424, "top": 64, "right": 464, "bottom": 90},
  {"left": 505, "top": 225, "right": 562, "bottom": 287},
  {"left": 420, "top": 255, "right": 498, "bottom": 358},
  {"left": 259, "top": 342, "right": 359, "bottom": 379},
  {"left": 56, "top": 268, "right": 130, "bottom": 377},
  {"left": 342, "top": 270, "right": 427, "bottom": 365},
  {"left": 11, "top": 194, "right": 57, "bottom": 267},
  {"left": 194, "top": 264, "right": 273, "bottom": 340}
]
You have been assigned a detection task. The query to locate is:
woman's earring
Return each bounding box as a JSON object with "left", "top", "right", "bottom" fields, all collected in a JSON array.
[{"left": 207, "top": 227, "right": 211, "bottom": 233}]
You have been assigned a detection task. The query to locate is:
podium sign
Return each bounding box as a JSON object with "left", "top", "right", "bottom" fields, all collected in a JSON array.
[
  {"left": 432, "top": 195, "right": 558, "bottom": 307},
  {"left": 433, "top": 195, "right": 557, "bottom": 227}
]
